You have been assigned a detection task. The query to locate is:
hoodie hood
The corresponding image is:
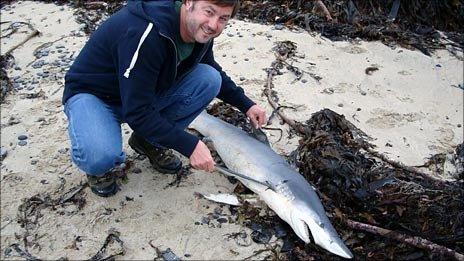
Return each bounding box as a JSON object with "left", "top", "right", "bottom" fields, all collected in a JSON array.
[{"left": 126, "top": 0, "right": 179, "bottom": 39}]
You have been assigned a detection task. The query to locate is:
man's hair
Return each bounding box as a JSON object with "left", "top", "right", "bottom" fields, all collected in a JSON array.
[{"left": 182, "top": 0, "right": 240, "bottom": 18}]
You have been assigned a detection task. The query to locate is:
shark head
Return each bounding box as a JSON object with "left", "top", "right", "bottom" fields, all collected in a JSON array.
[{"left": 290, "top": 205, "right": 354, "bottom": 259}]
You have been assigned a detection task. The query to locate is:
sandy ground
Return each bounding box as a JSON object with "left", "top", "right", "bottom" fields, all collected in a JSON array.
[{"left": 1, "top": 1, "right": 463, "bottom": 260}]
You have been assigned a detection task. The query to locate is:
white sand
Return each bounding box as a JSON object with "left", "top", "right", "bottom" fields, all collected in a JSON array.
[{"left": 1, "top": 1, "right": 463, "bottom": 260}]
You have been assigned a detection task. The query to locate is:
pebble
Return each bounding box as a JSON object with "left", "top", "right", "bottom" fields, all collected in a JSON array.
[
  {"left": 247, "top": 47, "right": 254, "bottom": 51},
  {"left": 244, "top": 58, "right": 249, "bottom": 61},
  {"left": 31, "top": 159, "right": 38, "bottom": 165},
  {"left": 14, "top": 66, "right": 21, "bottom": 70},
  {"left": 18, "top": 135, "right": 28, "bottom": 140},
  {"left": 227, "top": 33, "right": 234, "bottom": 37},
  {"left": 222, "top": 54, "right": 226, "bottom": 57},
  {"left": 239, "top": 77, "right": 245, "bottom": 81},
  {"left": 18, "top": 140, "right": 27, "bottom": 146},
  {"left": 357, "top": 108, "right": 362, "bottom": 111},
  {"left": 132, "top": 167, "right": 142, "bottom": 174},
  {"left": 301, "top": 79, "right": 307, "bottom": 83},
  {"left": 0, "top": 147, "right": 7, "bottom": 160},
  {"left": 216, "top": 218, "right": 228, "bottom": 223},
  {"left": 274, "top": 24, "right": 284, "bottom": 30},
  {"left": 458, "top": 124, "right": 462, "bottom": 128},
  {"left": 337, "top": 103, "right": 344, "bottom": 107},
  {"left": 360, "top": 91, "right": 367, "bottom": 96}
]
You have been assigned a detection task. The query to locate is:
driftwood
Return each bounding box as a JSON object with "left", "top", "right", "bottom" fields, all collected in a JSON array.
[
  {"left": 4, "top": 29, "right": 40, "bottom": 56},
  {"left": 344, "top": 219, "right": 464, "bottom": 261},
  {"left": 313, "top": 0, "right": 333, "bottom": 21}
]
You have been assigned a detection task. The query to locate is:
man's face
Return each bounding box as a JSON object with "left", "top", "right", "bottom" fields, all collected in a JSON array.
[{"left": 182, "top": 0, "right": 233, "bottom": 43}]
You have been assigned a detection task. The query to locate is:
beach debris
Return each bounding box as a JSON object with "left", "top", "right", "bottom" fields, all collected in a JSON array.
[
  {"left": 0, "top": 147, "right": 7, "bottom": 160},
  {"left": 237, "top": 0, "right": 463, "bottom": 56},
  {"left": 163, "top": 165, "right": 191, "bottom": 189},
  {"left": 89, "top": 229, "right": 125, "bottom": 261},
  {"left": 200, "top": 193, "right": 241, "bottom": 206},
  {"left": 365, "top": 66, "right": 379, "bottom": 75}
]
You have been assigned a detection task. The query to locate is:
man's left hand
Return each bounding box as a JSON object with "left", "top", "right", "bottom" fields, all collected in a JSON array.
[{"left": 246, "top": 105, "right": 267, "bottom": 129}]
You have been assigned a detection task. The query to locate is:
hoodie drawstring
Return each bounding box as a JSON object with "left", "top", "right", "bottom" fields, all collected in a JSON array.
[{"left": 124, "top": 22, "right": 154, "bottom": 78}]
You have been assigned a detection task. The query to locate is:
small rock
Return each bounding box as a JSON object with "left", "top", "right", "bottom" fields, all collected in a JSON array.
[
  {"left": 184, "top": 254, "right": 192, "bottom": 258},
  {"left": 244, "top": 58, "right": 249, "bottom": 61},
  {"left": 357, "top": 108, "right": 361, "bottom": 111},
  {"left": 132, "top": 167, "right": 142, "bottom": 174},
  {"left": 337, "top": 103, "right": 344, "bottom": 107},
  {"left": 40, "top": 179, "right": 48, "bottom": 184},
  {"left": 14, "top": 66, "right": 21, "bottom": 70},
  {"left": 301, "top": 79, "right": 307, "bottom": 83},
  {"left": 227, "top": 33, "right": 234, "bottom": 37},
  {"left": 239, "top": 77, "right": 246, "bottom": 81},
  {"left": 436, "top": 64, "right": 442, "bottom": 67},
  {"left": 385, "top": 143, "right": 393, "bottom": 147},
  {"left": 125, "top": 196, "right": 134, "bottom": 201},
  {"left": 213, "top": 207, "right": 223, "bottom": 215},
  {"left": 217, "top": 218, "right": 228, "bottom": 223},
  {"left": 31, "top": 159, "right": 38, "bottom": 165},
  {"left": 222, "top": 54, "right": 226, "bottom": 57},
  {"left": 247, "top": 47, "right": 254, "bottom": 51},
  {"left": 274, "top": 24, "right": 284, "bottom": 30},
  {"left": 458, "top": 124, "right": 462, "bottom": 128},
  {"left": 0, "top": 147, "right": 7, "bottom": 160},
  {"left": 18, "top": 135, "right": 28, "bottom": 140},
  {"left": 360, "top": 91, "right": 367, "bottom": 96}
]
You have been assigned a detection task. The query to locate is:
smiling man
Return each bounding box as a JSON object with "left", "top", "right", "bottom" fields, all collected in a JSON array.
[{"left": 62, "top": 0, "right": 267, "bottom": 197}]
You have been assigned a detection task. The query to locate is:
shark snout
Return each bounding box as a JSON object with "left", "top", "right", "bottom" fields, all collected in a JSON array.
[{"left": 291, "top": 209, "right": 353, "bottom": 259}]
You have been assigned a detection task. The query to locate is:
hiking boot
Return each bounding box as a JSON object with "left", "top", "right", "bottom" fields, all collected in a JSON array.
[
  {"left": 87, "top": 172, "right": 118, "bottom": 197},
  {"left": 128, "top": 133, "right": 182, "bottom": 174}
]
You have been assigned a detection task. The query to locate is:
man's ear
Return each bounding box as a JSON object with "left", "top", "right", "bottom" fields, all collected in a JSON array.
[{"left": 184, "top": 0, "right": 194, "bottom": 10}]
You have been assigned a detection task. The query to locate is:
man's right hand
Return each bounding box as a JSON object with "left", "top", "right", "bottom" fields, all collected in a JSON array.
[{"left": 189, "top": 141, "right": 215, "bottom": 172}]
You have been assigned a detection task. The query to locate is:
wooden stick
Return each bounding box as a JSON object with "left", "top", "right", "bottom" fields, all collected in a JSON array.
[
  {"left": 314, "top": 0, "right": 333, "bottom": 21},
  {"left": 344, "top": 219, "right": 464, "bottom": 260},
  {"left": 4, "top": 29, "right": 40, "bottom": 56}
]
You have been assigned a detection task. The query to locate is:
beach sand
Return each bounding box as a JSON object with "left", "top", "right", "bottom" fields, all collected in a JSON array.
[{"left": 1, "top": 1, "right": 462, "bottom": 259}]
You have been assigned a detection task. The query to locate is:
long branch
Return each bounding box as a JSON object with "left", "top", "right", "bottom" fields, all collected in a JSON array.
[
  {"left": 4, "top": 29, "right": 40, "bottom": 56},
  {"left": 344, "top": 219, "right": 464, "bottom": 260}
]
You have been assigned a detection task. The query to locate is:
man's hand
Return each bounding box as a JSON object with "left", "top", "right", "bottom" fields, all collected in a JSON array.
[
  {"left": 189, "top": 141, "right": 215, "bottom": 172},
  {"left": 246, "top": 104, "right": 267, "bottom": 129}
]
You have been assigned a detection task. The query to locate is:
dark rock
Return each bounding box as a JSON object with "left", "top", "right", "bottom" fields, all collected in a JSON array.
[
  {"left": 239, "top": 77, "right": 246, "bottom": 81},
  {"left": 217, "top": 218, "right": 228, "bottom": 223},
  {"left": 162, "top": 248, "right": 180, "bottom": 261},
  {"left": 18, "top": 135, "right": 28, "bottom": 140},
  {"left": 18, "top": 140, "right": 27, "bottom": 146},
  {"left": 132, "top": 167, "right": 142, "bottom": 174}
]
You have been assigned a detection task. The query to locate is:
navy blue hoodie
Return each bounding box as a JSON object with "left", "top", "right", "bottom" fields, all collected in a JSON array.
[{"left": 63, "top": 0, "right": 255, "bottom": 157}]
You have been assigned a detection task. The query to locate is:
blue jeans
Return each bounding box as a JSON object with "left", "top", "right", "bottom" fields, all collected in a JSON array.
[{"left": 64, "top": 64, "right": 221, "bottom": 176}]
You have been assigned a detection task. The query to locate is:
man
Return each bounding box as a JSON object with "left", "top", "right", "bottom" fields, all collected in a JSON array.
[{"left": 62, "top": 0, "right": 267, "bottom": 197}]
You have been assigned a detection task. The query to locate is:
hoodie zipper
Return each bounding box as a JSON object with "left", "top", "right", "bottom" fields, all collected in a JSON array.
[{"left": 159, "top": 31, "right": 178, "bottom": 80}]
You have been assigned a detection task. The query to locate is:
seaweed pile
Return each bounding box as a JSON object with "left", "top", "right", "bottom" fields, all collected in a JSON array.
[
  {"left": 296, "top": 109, "right": 464, "bottom": 259},
  {"left": 238, "top": 0, "right": 463, "bottom": 56}
]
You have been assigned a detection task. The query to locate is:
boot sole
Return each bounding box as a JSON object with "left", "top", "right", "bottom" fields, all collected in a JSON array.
[{"left": 129, "top": 139, "right": 181, "bottom": 174}]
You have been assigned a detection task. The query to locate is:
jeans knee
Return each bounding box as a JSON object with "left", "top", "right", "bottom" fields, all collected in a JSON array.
[{"left": 72, "top": 148, "right": 124, "bottom": 176}]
